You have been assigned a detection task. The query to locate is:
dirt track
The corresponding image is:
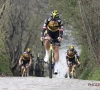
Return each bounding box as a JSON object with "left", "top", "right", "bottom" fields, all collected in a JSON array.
[{"left": 0, "top": 77, "right": 100, "bottom": 90}]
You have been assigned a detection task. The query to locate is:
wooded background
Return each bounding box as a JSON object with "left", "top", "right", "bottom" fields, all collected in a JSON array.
[{"left": 0, "top": 0, "right": 100, "bottom": 80}]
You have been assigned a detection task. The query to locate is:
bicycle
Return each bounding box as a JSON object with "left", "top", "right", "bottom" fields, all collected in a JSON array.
[
  {"left": 22, "top": 65, "right": 27, "bottom": 77},
  {"left": 48, "top": 39, "right": 55, "bottom": 78},
  {"left": 70, "top": 63, "right": 76, "bottom": 78},
  {"left": 70, "top": 59, "right": 80, "bottom": 79},
  {"left": 42, "top": 38, "right": 58, "bottom": 78},
  {"left": 35, "top": 57, "right": 44, "bottom": 77}
]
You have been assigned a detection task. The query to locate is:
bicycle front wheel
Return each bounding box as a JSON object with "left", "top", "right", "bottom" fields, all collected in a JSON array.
[
  {"left": 22, "top": 67, "right": 27, "bottom": 77},
  {"left": 71, "top": 66, "right": 76, "bottom": 79},
  {"left": 48, "top": 50, "right": 52, "bottom": 78}
]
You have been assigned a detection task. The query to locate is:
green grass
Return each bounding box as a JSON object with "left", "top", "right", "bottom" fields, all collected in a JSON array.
[
  {"left": 0, "top": 53, "right": 12, "bottom": 76},
  {"left": 77, "top": 45, "right": 100, "bottom": 81},
  {"left": 79, "top": 64, "right": 93, "bottom": 79},
  {"left": 88, "top": 67, "right": 100, "bottom": 81}
]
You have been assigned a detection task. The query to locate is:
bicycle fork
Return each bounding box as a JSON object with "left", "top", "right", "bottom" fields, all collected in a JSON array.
[
  {"left": 71, "top": 66, "right": 76, "bottom": 78},
  {"left": 22, "top": 67, "right": 27, "bottom": 77},
  {"left": 50, "top": 44, "right": 54, "bottom": 64}
]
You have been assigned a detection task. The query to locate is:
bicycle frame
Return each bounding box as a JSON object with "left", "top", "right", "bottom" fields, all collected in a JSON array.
[
  {"left": 70, "top": 64, "right": 76, "bottom": 78},
  {"left": 22, "top": 66, "right": 27, "bottom": 77},
  {"left": 48, "top": 39, "right": 55, "bottom": 78},
  {"left": 42, "top": 38, "right": 59, "bottom": 78},
  {"left": 70, "top": 58, "right": 79, "bottom": 79},
  {"left": 49, "top": 42, "right": 54, "bottom": 64}
]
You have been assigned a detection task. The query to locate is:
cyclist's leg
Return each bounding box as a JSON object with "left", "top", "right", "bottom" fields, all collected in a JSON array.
[
  {"left": 73, "top": 64, "right": 76, "bottom": 78},
  {"left": 67, "top": 59, "right": 72, "bottom": 78},
  {"left": 73, "top": 64, "right": 77, "bottom": 70},
  {"left": 71, "top": 57, "right": 77, "bottom": 78},
  {"left": 72, "top": 57, "right": 77, "bottom": 70},
  {"left": 21, "top": 65, "right": 25, "bottom": 77},
  {"left": 44, "top": 39, "right": 49, "bottom": 62},
  {"left": 26, "top": 63, "right": 30, "bottom": 77},
  {"left": 54, "top": 46, "right": 59, "bottom": 62},
  {"left": 43, "top": 31, "right": 51, "bottom": 62},
  {"left": 54, "top": 45, "right": 59, "bottom": 74},
  {"left": 53, "top": 31, "right": 60, "bottom": 74}
]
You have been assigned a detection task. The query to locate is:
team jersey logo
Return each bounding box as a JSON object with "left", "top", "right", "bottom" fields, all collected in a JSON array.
[
  {"left": 22, "top": 53, "right": 30, "bottom": 60},
  {"left": 47, "top": 20, "right": 59, "bottom": 31},
  {"left": 67, "top": 50, "right": 75, "bottom": 58}
]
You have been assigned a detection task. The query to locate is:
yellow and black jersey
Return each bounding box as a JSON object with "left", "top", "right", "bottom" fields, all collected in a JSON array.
[
  {"left": 41, "top": 17, "right": 63, "bottom": 38},
  {"left": 66, "top": 49, "right": 77, "bottom": 58},
  {"left": 22, "top": 52, "right": 31, "bottom": 60},
  {"left": 47, "top": 20, "right": 59, "bottom": 31}
]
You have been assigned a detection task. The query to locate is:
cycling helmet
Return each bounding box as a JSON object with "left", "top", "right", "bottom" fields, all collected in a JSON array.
[
  {"left": 26, "top": 48, "right": 31, "bottom": 53},
  {"left": 51, "top": 10, "right": 59, "bottom": 18},
  {"left": 69, "top": 45, "right": 74, "bottom": 50}
]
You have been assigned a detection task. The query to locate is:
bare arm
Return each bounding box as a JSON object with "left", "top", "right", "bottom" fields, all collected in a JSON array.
[
  {"left": 29, "top": 57, "right": 32, "bottom": 66},
  {"left": 75, "top": 52, "right": 80, "bottom": 65},
  {"left": 19, "top": 56, "right": 22, "bottom": 66}
]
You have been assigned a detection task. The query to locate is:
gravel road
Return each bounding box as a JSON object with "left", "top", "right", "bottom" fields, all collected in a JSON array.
[{"left": 0, "top": 77, "right": 100, "bottom": 90}]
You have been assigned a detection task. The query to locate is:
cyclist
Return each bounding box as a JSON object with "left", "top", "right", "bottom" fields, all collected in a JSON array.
[
  {"left": 40, "top": 10, "right": 63, "bottom": 74},
  {"left": 66, "top": 45, "right": 80, "bottom": 78},
  {"left": 19, "top": 48, "right": 32, "bottom": 77}
]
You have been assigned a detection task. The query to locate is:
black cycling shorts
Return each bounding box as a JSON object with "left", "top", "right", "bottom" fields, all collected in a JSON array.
[
  {"left": 44, "top": 30, "right": 60, "bottom": 46},
  {"left": 21, "top": 59, "right": 30, "bottom": 66},
  {"left": 67, "top": 57, "right": 77, "bottom": 65}
]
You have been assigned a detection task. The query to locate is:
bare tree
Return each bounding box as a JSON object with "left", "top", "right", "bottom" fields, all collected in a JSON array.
[
  {"left": 2, "top": 0, "right": 48, "bottom": 75},
  {"left": 4, "top": 0, "right": 32, "bottom": 74},
  {"left": 78, "top": 0, "right": 100, "bottom": 64}
]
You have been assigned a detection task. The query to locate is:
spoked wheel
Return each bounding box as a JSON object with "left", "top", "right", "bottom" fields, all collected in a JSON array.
[{"left": 48, "top": 50, "right": 52, "bottom": 78}]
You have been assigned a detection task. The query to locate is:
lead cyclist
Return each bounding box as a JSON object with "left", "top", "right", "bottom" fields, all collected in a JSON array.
[{"left": 40, "top": 10, "right": 63, "bottom": 74}]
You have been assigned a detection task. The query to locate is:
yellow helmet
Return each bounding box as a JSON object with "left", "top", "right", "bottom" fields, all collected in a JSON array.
[
  {"left": 26, "top": 48, "right": 31, "bottom": 53},
  {"left": 69, "top": 45, "right": 74, "bottom": 50},
  {"left": 51, "top": 10, "right": 59, "bottom": 18}
]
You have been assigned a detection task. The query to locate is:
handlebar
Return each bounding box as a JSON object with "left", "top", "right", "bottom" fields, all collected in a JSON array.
[{"left": 41, "top": 38, "right": 61, "bottom": 46}]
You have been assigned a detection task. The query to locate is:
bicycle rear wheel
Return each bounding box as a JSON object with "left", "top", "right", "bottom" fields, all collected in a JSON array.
[{"left": 48, "top": 50, "right": 52, "bottom": 78}]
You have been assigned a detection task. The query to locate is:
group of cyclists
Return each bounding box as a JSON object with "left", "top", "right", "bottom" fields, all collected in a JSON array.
[{"left": 18, "top": 10, "right": 80, "bottom": 78}]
